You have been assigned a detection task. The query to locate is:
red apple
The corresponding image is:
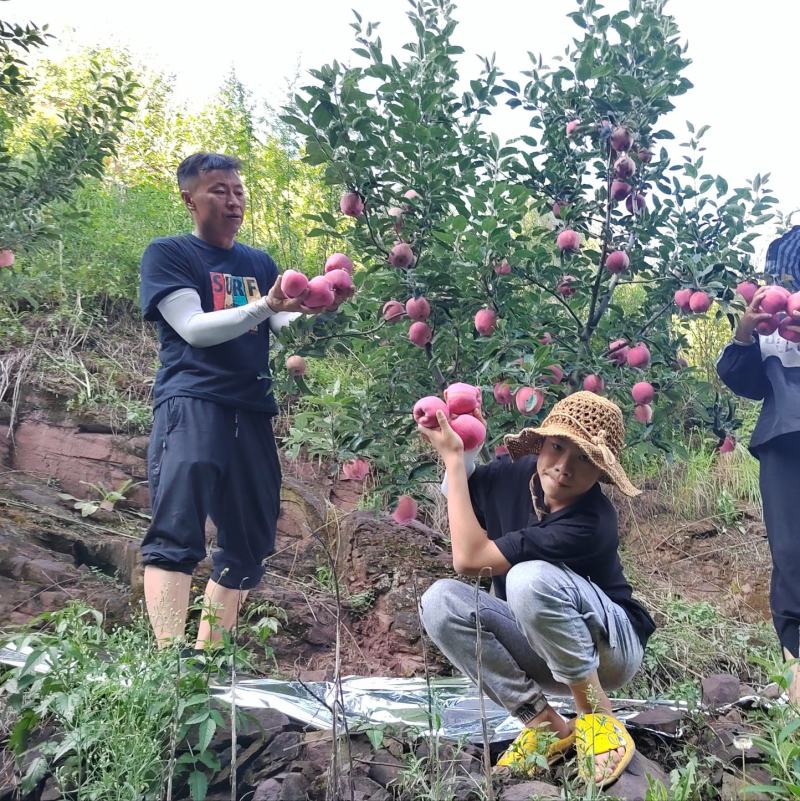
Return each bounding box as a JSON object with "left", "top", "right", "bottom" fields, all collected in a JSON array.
[
  {"left": 341, "top": 458, "right": 370, "bottom": 481},
  {"left": 408, "top": 321, "right": 432, "bottom": 347},
  {"left": 674, "top": 288, "right": 693, "bottom": 310},
  {"left": 626, "top": 193, "right": 646, "bottom": 213},
  {"left": 610, "top": 126, "right": 633, "bottom": 152},
  {"left": 539, "top": 332, "right": 553, "bottom": 345},
  {"left": 445, "top": 382, "right": 481, "bottom": 415},
  {"left": 631, "top": 381, "right": 655, "bottom": 405},
  {"left": 566, "top": 119, "right": 581, "bottom": 137},
  {"left": 450, "top": 414, "right": 486, "bottom": 451},
  {"left": 281, "top": 269, "right": 309, "bottom": 299},
  {"left": 605, "top": 250, "right": 630, "bottom": 274},
  {"left": 778, "top": 316, "right": 800, "bottom": 343},
  {"left": 608, "top": 339, "right": 629, "bottom": 366},
  {"left": 556, "top": 229, "right": 581, "bottom": 252},
  {"left": 406, "top": 296, "right": 431, "bottom": 321},
  {"left": 389, "top": 242, "right": 415, "bottom": 269},
  {"left": 583, "top": 374, "right": 604, "bottom": 394},
  {"left": 475, "top": 308, "right": 498, "bottom": 336},
  {"left": 760, "top": 287, "right": 788, "bottom": 315},
  {"left": 610, "top": 181, "right": 632, "bottom": 201},
  {"left": 0, "top": 250, "right": 15, "bottom": 268},
  {"left": 638, "top": 148, "right": 653, "bottom": 164},
  {"left": 614, "top": 155, "right": 636, "bottom": 179},
  {"left": 515, "top": 387, "right": 544, "bottom": 416},
  {"left": 634, "top": 404, "right": 653, "bottom": 424},
  {"left": 736, "top": 281, "right": 758, "bottom": 304},
  {"left": 388, "top": 206, "right": 404, "bottom": 231},
  {"left": 340, "top": 191, "right": 364, "bottom": 217},
  {"left": 552, "top": 202, "right": 567, "bottom": 218},
  {"left": 546, "top": 364, "right": 564, "bottom": 385},
  {"left": 493, "top": 382, "right": 513, "bottom": 405},
  {"left": 689, "top": 291, "right": 711, "bottom": 314},
  {"left": 286, "top": 355, "right": 306, "bottom": 376},
  {"left": 413, "top": 396, "right": 450, "bottom": 428},
  {"left": 626, "top": 343, "right": 651, "bottom": 368},
  {"left": 495, "top": 259, "right": 511, "bottom": 275},
  {"left": 304, "top": 275, "right": 335, "bottom": 309},
  {"left": 557, "top": 275, "right": 577, "bottom": 296},
  {"left": 719, "top": 435, "right": 736, "bottom": 454},
  {"left": 324, "top": 253, "right": 354, "bottom": 274},
  {"left": 787, "top": 291, "right": 800, "bottom": 316},
  {"left": 756, "top": 316, "right": 780, "bottom": 335},
  {"left": 403, "top": 189, "right": 420, "bottom": 202},
  {"left": 382, "top": 300, "right": 406, "bottom": 323},
  {"left": 325, "top": 268, "right": 354, "bottom": 295},
  {"left": 392, "top": 495, "right": 418, "bottom": 524}
]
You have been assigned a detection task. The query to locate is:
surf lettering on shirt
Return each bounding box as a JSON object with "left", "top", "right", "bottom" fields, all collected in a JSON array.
[{"left": 210, "top": 272, "right": 262, "bottom": 332}]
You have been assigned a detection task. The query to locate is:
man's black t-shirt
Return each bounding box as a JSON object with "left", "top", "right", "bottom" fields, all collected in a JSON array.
[
  {"left": 468, "top": 454, "right": 656, "bottom": 647},
  {"left": 140, "top": 234, "right": 279, "bottom": 414}
]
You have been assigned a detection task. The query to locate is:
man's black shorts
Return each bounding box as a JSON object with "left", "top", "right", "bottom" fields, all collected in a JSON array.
[{"left": 140, "top": 396, "right": 281, "bottom": 590}]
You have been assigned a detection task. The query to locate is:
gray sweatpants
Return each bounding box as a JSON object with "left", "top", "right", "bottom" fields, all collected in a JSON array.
[{"left": 420, "top": 561, "right": 644, "bottom": 722}]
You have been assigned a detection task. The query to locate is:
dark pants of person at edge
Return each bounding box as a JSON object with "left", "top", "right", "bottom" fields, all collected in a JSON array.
[{"left": 758, "top": 431, "right": 800, "bottom": 658}]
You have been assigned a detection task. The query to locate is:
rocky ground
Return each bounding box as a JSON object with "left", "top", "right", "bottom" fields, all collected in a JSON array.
[{"left": 0, "top": 383, "right": 782, "bottom": 800}]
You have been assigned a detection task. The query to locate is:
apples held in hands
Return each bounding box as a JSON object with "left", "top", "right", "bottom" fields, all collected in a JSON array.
[
  {"left": 281, "top": 269, "right": 309, "bottom": 299},
  {"left": 515, "top": 387, "right": 544, "bottom": 416},
  {"left": 324, "top": 253, "right": 354, "bottom": 274},
  {"left": 392, "top": 495, "right": 418, "bottom": 524},
  {"left": 756, "top": 316, "right": 780, "bottom": 335},
  {"left": 413, "top": 396, "right": 450, "bottom": 428},
  {"left": 444, "top": 382, "right": 481, "bottom": 415},
  {"left": 286, "top": 355, "right": 306, "bottom": 376},
  {"left": 631, "top": 381, "right": 655, "bottom": 405},
  {"left": 408, "top": 321, "right": 432, "bottom": 347},
  {"left": 626, "top": 343, "right": 651, "bottom": 368},
  {"left": 450, "top": 414, "right": 486, "bottom": 451},
  {"left": 556, "top": 229, "right": 581, "bottom": 252},
  {"left": 760, "top": 287, "right": 788, "bottom": 315},
  {"left": 325, "top": 268, "right": 354, "bottom": 295},
  {"left": 389, "top": 242, "right": 415, "bottom": 269},
  {"left": 340, "top": 191, "right": 364, "bottom": 217},
  {"left": 303, "top": 275, "right": 336, "bottom": 309},
  {"left": 605, "top": 250, "right": 629, "bottom": 274},
  {"left": 778, "top": 316, "right": 800, "bottom": 343},
  {"left": 788, "top": 292, "right": 800, "bottom": 316},
  {"left": 474, "top": 308, "right": 498, "bottom": 336}
]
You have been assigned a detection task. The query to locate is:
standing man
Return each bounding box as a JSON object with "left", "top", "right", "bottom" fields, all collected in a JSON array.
[
  {"left": 717, "top": 226, "right": 800, "bottom": 704},
  {"left": 139, "top": 152, "right": 338, "bottom": 648}
]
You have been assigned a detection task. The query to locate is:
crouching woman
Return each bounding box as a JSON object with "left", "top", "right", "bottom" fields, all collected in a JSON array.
[{"left": 418, "top": 392, "right": 655, "bottom": 789}]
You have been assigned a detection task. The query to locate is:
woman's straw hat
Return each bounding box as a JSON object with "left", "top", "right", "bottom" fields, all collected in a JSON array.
[{"left": 504, "top": 391, "right": 640, "bottom": 497}]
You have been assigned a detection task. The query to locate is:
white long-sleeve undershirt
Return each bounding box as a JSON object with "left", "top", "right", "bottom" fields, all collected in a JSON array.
[
  {"left": 440, "top": 447, "right": 481, "bottom": 497},
  {"left": 156, "top": 288, "right": 301, "bottom": 348}
]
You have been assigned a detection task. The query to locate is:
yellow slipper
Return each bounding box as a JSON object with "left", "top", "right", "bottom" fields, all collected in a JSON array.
[
  {"left": 575, "top": 712, "right": 635, "bottom": 789},
  {"left": 495, "top": 725, "right": 576, "bottom": 777}
]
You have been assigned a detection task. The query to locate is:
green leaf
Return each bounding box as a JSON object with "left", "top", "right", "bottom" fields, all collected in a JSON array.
[
  {"left": 715, "top": 176, "right": 728, "bottom": 195},
  {"left": 198, "top": 717, "right": 216, "bottom": 752},
  {"left": 617, "top": 75, "right": 645, "bottom": 97},
  {"left": 188, "top": 770, "right": 209, "bottom": 801}
]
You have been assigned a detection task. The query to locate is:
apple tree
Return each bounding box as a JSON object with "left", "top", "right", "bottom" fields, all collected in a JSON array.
[{"left": 279, "top": 0, "right": 777, "bottom": 496}]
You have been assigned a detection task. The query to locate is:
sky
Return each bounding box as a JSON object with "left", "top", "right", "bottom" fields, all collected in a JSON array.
[{"left": 11, "top": 0, "right": 800, "bottom": 260}]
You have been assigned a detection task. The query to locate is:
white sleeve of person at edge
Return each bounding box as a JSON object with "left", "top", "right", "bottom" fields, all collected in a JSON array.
[
  {"left": 440, "top": 447, "right": 481, "bottom": 497},
  {"left": 758, "top": 330, "right": 800, "bottom": 368},
  {"left": 157, "top": 288, "right": 301, "bottom": 348}
]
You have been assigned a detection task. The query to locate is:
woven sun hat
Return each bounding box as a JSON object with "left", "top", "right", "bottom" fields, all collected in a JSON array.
[{"left": 503, "top": 391, "right": 641, "bottom": 497}]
